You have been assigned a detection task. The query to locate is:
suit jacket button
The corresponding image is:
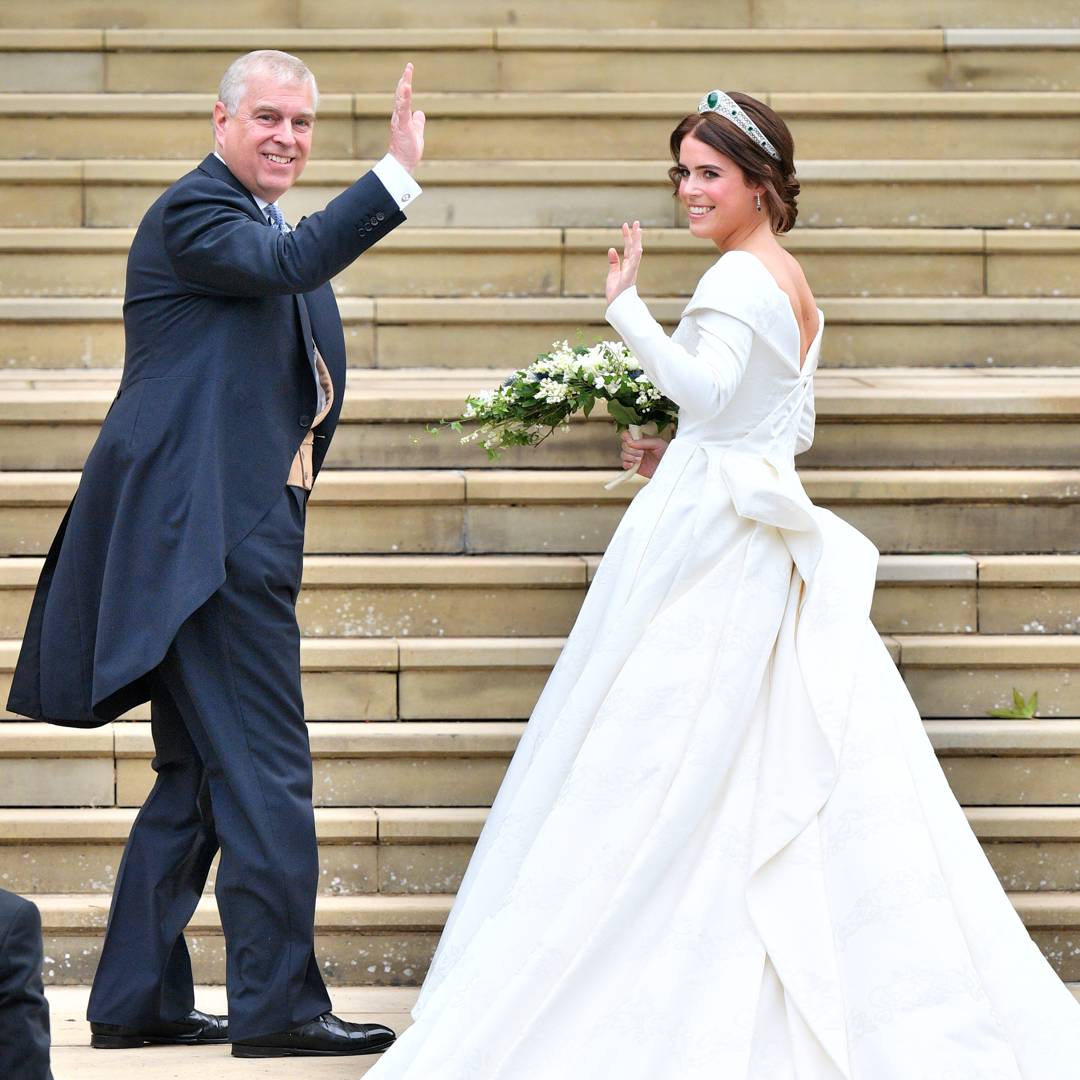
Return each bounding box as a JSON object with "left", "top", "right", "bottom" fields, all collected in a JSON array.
[
  {"left": 376, "top": 211, "right": 385, "bottom": 222},
  {"left": 299, "top": 414, "right": 311, "bottom": 427}
]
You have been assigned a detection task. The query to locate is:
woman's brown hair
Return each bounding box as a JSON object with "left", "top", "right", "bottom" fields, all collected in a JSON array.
[{"left": 668, "top": 92, "right": 799, "bottom": 234}]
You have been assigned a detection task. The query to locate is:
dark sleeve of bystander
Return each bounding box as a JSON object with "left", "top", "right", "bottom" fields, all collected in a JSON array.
[{"left": 0, "top": 890, "right": 53, "bottom": 1080}]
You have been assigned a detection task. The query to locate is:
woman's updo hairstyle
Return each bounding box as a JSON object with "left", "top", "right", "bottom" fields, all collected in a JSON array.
[{"left": 668, "top": 91, "right": 799, "bottom": 234}]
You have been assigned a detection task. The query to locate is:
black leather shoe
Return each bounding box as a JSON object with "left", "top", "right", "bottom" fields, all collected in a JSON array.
[
  {"left": 231, "top": 1011, "right": 395, "bottom": 1057},
  {"left": 90, "top": 1008, "right": 229, "bottom": 1049}
]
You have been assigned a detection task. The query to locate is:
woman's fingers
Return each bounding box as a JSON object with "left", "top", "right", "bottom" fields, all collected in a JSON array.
[
  {"left": 624, "top": 436, "right": 665, "bottom": 451},
  {"left": 618, "top": 221, "right": 642, "bottom": 279}
]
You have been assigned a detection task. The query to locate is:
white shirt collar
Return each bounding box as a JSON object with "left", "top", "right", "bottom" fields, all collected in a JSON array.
[{"left": 213, "top": 151, "right": 273, "bottom": 214}]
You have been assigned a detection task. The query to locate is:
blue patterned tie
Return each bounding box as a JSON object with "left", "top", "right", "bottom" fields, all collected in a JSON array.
[{"left": 266, "top": 203, "right": 287, "bottom": 233}]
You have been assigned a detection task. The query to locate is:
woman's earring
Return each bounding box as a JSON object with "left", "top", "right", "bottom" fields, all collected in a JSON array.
[{"left": 755, "top": 193, "right": 762, "bottom": 213}]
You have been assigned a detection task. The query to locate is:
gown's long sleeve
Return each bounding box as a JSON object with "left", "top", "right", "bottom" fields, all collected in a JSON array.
[{"left": 605, "top": 286, "right": 754, "bottom": 415}]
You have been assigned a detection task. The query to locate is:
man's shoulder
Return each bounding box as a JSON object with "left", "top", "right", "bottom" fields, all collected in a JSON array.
[
  {"left": 0, "top": 889, "right": 39, "bottom": 938},
  {"left": 147, "top": 156, "right": 255, "bottom": 225}
]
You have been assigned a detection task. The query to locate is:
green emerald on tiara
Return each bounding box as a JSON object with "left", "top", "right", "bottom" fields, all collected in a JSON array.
[{"left": 696, "top": 88, "right": 781, "bottom": 162}]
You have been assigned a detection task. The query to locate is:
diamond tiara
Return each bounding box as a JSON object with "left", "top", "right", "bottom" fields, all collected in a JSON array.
[{"left": 697, "top": 90, "right": 781, "bottom": 162}]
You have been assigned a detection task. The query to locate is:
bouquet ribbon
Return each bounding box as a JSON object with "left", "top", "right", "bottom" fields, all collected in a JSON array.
[{"left": 604, "top": 423, "right": 645, "bottom": 491}]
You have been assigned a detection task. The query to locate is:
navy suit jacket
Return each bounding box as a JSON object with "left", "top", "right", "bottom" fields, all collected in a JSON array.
[
  {"left": 8, "top": 153, "right": 403, "bottom": 726},
  {"left": 0, "top": 890, "right": 52, "bottom": 1080}
]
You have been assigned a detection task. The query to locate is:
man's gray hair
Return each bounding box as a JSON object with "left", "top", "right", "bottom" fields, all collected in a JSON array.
[{"left": 217, "top": 50, "right": 318, "bottom": 115}]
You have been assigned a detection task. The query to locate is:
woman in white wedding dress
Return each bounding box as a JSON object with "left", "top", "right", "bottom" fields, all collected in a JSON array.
[{"left": 367, "top": 92, "right": 1080, "bottom": 1079}]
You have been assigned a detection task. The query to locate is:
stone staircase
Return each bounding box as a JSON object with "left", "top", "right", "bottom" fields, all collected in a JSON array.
[{"left": 1, "top": 0, "right": 1080, "bottom": 996}]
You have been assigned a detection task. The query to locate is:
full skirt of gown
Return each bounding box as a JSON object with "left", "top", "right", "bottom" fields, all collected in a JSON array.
[{"left": 366, "top": 431, "right": 1080, "bottom": 1079}]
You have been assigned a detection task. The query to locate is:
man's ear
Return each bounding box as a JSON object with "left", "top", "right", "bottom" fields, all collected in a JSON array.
[{"left": 212, "top": 101, "right": 228, "bottom": 152}]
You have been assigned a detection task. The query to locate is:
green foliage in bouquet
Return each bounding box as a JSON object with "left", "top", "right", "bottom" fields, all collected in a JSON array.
[{"left": 435, "top": 339, "right": 679, "bottom": 460}]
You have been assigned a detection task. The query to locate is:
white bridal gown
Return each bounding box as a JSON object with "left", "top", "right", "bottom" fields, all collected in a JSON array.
[{"left": 368, "top": 250, "right": 1080, "bottom": 1078}]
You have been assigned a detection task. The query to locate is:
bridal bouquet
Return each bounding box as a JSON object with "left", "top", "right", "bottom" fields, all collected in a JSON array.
[{"left": 441, "top": 339, "right": 678, "bottom": 488}]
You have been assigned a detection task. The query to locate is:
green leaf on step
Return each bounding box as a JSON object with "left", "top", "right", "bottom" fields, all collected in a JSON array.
[{"left": 987, "top": 687, "right": 1039, "bottom": 719}]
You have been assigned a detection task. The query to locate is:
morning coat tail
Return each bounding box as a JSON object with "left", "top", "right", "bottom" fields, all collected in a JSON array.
[{"left": 8, "top": 154, "right": 403, "bottom": 727}]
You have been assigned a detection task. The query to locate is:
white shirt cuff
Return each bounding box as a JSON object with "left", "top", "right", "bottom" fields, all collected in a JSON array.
[{"left": 372, "top": 153, "right": 422, "bottom": 211}]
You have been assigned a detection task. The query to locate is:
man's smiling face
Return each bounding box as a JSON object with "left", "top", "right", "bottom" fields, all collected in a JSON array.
[{"left": 213, "top": 69, "right": 315, "bottom": 203}]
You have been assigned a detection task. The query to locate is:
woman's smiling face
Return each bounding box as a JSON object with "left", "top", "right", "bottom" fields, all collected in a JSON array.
[{"left": 673, "top": 131, "right": 762, "bottom": 242}]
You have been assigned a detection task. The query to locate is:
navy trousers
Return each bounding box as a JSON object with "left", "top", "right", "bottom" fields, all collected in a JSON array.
[{"left": 87, "top": 485, "right": 331, "bottom": 1041}]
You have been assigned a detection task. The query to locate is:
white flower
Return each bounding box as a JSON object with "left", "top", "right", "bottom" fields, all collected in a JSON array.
[{"left": 536, "top": 378, "right": 569, "bottom": 404}]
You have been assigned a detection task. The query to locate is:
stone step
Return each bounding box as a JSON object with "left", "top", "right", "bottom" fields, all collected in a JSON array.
[
  {"left": 0, "top": 720, "right": 523, "bottom": 808},
  {"left": 39, "top": 984, "right": 1080, "bottom": 1069},
  {"left": 6, "top": 0, "right": 1077, "bottom": 31},
  {"left": 0, "top": 552, "right": 988, "bottom": 638},
  {"left": 0, "top": 533, "right": 1064, "bottom": 639},
  {"left": 8, "top": 716, "right": 1080, "bottom": 813},
  {"left": 5, "top": 158, "right": 1079, "bottom": 230},
  {"left": 970, "top": 807, "right": 1080, "bottom": 892},
  {"left": 5, "top": 804, "right": 1080, "bottom": 897},
  {"left": 0, "top": 549, "right": 1073, "bottom": 637},
  {"left": 0, "top": 806, "right": 487, "bottom": 897},
  {"left": 0, "top": 467, "right": 1075, "bottom": 556},
  {"left": 34, "top": 890, "right": 451, "bottom": 985},
  {"left": 5, "top": 92, "right": 1080, "bottom": 161},
  {"left": 293, "top": 90, "right": 1080, "bottom": 163},
  {"left": 45, "top": 987, "right": 420, "bottom": 1071},
  {"left": 930, "top": 719, "right": 1080, "bottom": 806},
  {"left": 25, "top": 886, "right": 1080, "bottom": 985},
  {"left": 0, "top": 367, "right": 1075, "bottom": 469},
  {"left": 8, "top": 226, "right": 1080, "bottom": 300},
  {"left": 10, "top": 295, "right": 1080, "bottom": 368},
  {"left": 7, "top": 28, "right": 1080, "bottom": 94},
  {"left": 0, "top": 630, "right": 1075, "bottom": 730},
  {"left": 0, "top": 29, "right": 1002, "bottom": 95},
  {"left": 0, "top": 639, "right": 407, "bottom": 726}
]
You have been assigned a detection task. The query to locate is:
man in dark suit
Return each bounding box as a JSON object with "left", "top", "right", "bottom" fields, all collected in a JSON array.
[
  {"left": 0, "top": 890, "right": 53, "bottom": 1079},
  {"left": 7, "top": 50, "right": 425, "bottom": 1058}
]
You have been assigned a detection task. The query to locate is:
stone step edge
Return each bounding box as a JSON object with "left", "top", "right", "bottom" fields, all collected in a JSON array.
[
  {"left": 0, "top": 806, "right": 487, "bottom": 844},
  {"left": 23, "top": 891, "right": 1080, "bottom": 932},
  {"left": 0, "top": 552, "right": 994, "bottom": 588},
  {"left": 6, "top": 159, "right": 1080, "bottom": 184},
  {"left": 49, "top": 91, "right": 1080, "bottom": 117},
  {"left": 0, "top": 632, "right": 1071, "bottom": 677},
  {"left": 0, "top": 468, "right": 1076, "bottom": 505},
  {"left": 5, "top": 717, "right": 1080, "bottom": 757},
  {"left": 8, "top": 225, "right": 1080, "bottom": 255},
  {"left": 2, "top": 379, "right": 1078, "bottom": 421},
  {"left": 2, "top": 552, "right": 1071, "bottom": 587},
  {"left": 0, "top": 551, "right": 1075, "bottom": 586},
  {"left": 14, "top": 295, "right": 1080, "bottom": 324},
  {"left": 34, "top": 892, "right": 453, "bottom": 932},
  {"left": 0, "top": 28, "right": 961, "bottom": 52},
  {"left": 7, "top": 28, "right": 1080, "bottom": 52},
  {"left": 8, "top": 90, "right": 1080, "bottom": 117},
  {"left": 1, "top": 804, "right": 1077, "bottom": 843},
  {"left": 0, "top": 720, "right": 527, "bottom": 758}
]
